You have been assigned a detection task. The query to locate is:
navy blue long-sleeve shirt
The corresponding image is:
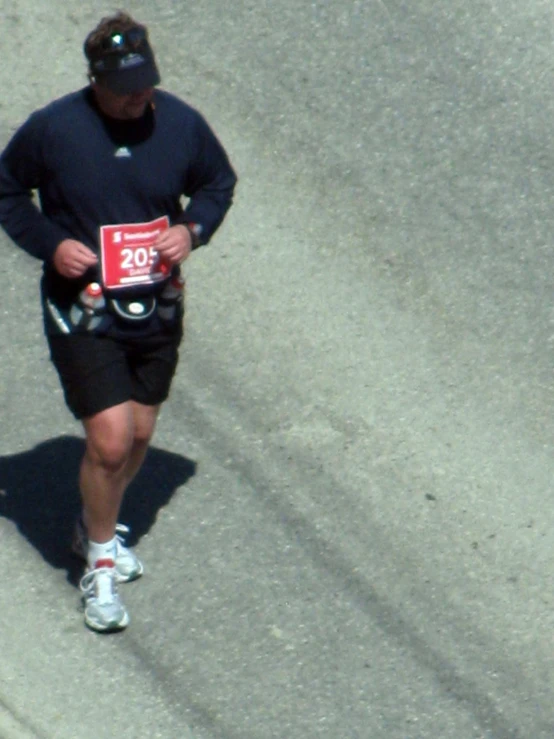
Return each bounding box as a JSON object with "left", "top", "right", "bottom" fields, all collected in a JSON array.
[{"left": 0, "top": 87, "right": 237, "bottom": 335}]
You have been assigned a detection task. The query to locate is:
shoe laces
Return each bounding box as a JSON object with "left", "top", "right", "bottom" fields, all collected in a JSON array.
[{"left": 80, "top": 565, "right": 117, "bottom": 605}]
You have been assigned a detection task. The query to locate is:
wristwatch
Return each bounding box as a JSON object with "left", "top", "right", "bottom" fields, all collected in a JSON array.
[{"left": 183, "top": 222, "right": 202, "bottom": 250}]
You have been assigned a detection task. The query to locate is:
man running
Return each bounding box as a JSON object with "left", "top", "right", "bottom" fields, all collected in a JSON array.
[{"left": 0, "top": 11, "right": 237, "bottom": 632}]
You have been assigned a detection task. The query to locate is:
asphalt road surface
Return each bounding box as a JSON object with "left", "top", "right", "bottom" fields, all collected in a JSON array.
[{"left": 1, "top": 1, "right": 554, "bottom": 737}]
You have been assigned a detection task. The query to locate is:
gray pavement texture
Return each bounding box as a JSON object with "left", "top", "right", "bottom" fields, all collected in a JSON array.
[{"left": 1, "top": 0, "right": 554, "bottom": 737}]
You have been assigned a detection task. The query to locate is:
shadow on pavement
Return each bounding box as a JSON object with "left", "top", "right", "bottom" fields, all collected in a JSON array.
[{"left": 0, "top": 435, "right": 196, "bottom": 585}]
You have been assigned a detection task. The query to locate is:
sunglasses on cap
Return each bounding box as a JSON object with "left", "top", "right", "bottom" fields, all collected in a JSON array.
[
  {"left": 100, "top": 27, "right": 147, "bottom": 53},
  {"left": 91, "top": 27, "right": 151, "bottom": 74}
]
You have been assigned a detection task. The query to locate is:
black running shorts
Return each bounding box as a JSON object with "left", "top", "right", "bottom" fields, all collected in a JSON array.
[{"left": 47, "top": 330, "right": 182, "bottom": 420}]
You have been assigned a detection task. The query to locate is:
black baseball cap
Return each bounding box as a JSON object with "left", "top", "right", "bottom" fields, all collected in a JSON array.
[{"left": 88, "top": 28, "right": 161, "bottom": 95}]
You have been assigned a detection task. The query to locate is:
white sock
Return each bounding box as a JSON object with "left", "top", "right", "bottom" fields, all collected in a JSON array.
[{"left": 87, "top": 536, "right": 117, "bottom": 569}]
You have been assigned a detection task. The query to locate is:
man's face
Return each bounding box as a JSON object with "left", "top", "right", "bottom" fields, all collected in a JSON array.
[{"left": 92, "top": 81, "right": 154, "bottom": 120}]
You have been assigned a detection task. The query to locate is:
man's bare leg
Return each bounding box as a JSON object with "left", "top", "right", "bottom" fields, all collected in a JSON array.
[
  {"left": 122, "top": 401, "right": 161, "bottom": 488},
  {"left": 79, "top": 401, "right": 160, "bottom": 543}
]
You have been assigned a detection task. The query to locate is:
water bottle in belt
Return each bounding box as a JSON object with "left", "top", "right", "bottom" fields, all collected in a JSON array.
[{"left": 69, "top": 282, "right": 106, "bottom": 330}]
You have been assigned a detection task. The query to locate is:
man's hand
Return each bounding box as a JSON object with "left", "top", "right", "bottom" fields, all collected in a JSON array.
[
  {"left": 53, "top": 239, "right": 98, "bottom": 279},
  {"left": 154, "top": 225, "right": 192, "bottom": 266}
]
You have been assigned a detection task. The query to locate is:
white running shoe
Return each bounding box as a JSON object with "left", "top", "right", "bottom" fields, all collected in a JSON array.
[
  {"left": 72, "top": 519, "right": 144, "bottom": 583},
  {"left": 80, "top": 560, "right": 130, "bottom": 632}
]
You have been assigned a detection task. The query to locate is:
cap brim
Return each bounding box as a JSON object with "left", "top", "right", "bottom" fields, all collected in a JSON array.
[{"left": 97, "top": 58, "right": 161, "bottom": 95}]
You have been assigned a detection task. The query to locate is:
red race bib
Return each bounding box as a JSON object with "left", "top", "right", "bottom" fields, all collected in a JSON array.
[{"left": 100, "top": 216, "right": 171, "bottom": 290}]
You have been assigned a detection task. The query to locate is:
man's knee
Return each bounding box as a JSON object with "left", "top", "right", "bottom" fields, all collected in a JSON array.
[
  {"left": 85, "top": 435, "right": 133, "bottom": 474},
  {"left": 83, "top": 403, "right": 135, "bottom": 474},
  {"left": 132, "top": 427, "right": 154, "bottom": 448},
  {"left": 131, "top": 402, "right": 160, "bottom": 447}
]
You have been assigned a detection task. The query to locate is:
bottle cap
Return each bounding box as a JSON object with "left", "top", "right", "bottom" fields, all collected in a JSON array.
[{"left": 86, "top": 282, "right": 103, "bottom": 296}]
